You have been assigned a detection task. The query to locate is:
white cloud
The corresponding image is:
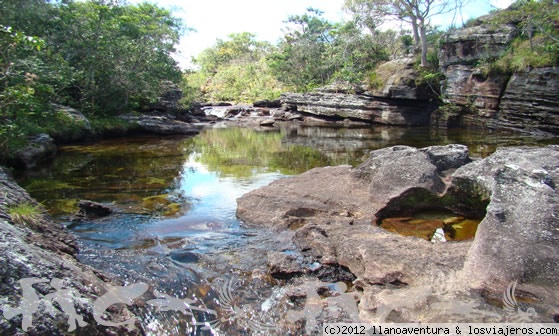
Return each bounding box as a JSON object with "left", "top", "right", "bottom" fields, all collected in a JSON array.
[{"left": 490, "top": 0, "right": 515, "bottom": 9}]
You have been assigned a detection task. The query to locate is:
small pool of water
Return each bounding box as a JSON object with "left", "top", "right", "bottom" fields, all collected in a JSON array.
[{"left": 380, "top": 209, "right": 482, "bottom": 241}]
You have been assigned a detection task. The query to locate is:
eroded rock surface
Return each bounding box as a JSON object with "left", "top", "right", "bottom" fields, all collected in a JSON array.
[
  {"left": 0, "top": 167, "right": 142, "bottom": 335},
  {"left": 237, "top": 144, "right": 559, "bottom": 323}
]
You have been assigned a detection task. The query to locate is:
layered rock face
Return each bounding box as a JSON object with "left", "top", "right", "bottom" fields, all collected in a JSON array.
[
  {"left": 280, "top": 59, "right": 437, "bottom": 126},
  {"left": 438, "top": 17, "right": 559, "bottom": 134},
  {"left": 237, "top": 145, "right": 559, "bottom": 322},
  {"left": 499, "top": 68, "right": 559, "bottom": 134}
]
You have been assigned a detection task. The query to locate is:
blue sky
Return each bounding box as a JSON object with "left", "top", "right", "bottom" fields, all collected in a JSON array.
[{"left": 127, "top": 0, "right": 514, "bottom": 69}]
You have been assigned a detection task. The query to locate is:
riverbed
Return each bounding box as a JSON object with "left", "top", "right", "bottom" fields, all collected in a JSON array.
[{"left": 15, "top": 123, "right": 557, "bottom": 334}]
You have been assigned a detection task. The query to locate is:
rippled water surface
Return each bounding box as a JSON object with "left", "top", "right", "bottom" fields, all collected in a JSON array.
[{"left": 16, "top": 124, "right": 557, "bottom": 334}]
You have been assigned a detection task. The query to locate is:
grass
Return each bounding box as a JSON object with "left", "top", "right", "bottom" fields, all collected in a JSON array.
[
  {"left": 492, "top": 37, "right": 559, "bottom": 73},
  {"left": 8, "top": 202, "right": 44, "bottom": 227}
]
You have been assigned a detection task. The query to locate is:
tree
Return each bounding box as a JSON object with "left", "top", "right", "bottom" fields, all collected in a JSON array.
[
  {"left": 190, "top": 33, "right": 284, "bottom": 102},
  {"left": 49, "top": 1, "right": 184, "bottom": 113},
  {"left": 268, "top": 8, "right": 337, "bottom": 91},
  {"left": 344, "top": 0, "right": 465, "bottom": 67}
]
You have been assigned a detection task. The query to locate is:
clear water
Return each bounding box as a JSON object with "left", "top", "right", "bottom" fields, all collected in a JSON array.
[{"left": 15, "top": 123, "right": 558, "bottom": 334}]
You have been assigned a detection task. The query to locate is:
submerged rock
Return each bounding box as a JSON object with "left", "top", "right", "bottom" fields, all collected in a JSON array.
[{"left": 76, "top": 199, "right": 113, "bottom": 219}]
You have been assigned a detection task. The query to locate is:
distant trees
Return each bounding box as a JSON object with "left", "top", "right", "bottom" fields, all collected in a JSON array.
[
  {"left": 189, "top": 32, "right": 285, "bottom": 102},
  {"left": 268, "top": 8, "right": 388, "bottom": 92},
  {"left": 344, "top": 0, "right": 466, "bottom": 67}
]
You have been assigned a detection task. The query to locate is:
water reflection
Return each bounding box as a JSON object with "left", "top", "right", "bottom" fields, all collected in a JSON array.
[
  {"left": 14, "top": 124, "right": 558, "bottom": 334},
  {"left": 17, "top": 124, "right": 556, "bottom": 248}
]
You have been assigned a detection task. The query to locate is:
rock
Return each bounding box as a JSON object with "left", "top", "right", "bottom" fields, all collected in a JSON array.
[
  {"left": 267, "top": 251, "right": 303, "bottom": 279},
  {"left": 237, "top": 144, "right": 559, "bottom": 322},
  {"left": 439, "top": 23, "right": 516, "bottom": 68},
  {"left": 280, "top": 91, "right": 434, "bottom": 126},
  {"left": 77, "top": 200, "right": 112, "bottom": 219},
  {"left": 438, "top": 16, "right": 559, "bottom": 135},
  {"left": 452, "top": 146, "right": 559, "bottom": 303},
  {"left": 499, "top": 67, "right": 559, "bottom": 134},
  {"left": 52, "top": 104, "right": 92, "bottom": 132},
  {"left": 12, "top": 133, "right": 57, "bottom": 169},
  {"left": 121, "top": 114, "right": 199, "bottom": 135},
  {"left": 150, "top": 80, "right": 185, "bottom": 113},
  {"left": 253, "top": 99, "right": 281, "bottom": 108},
  {"left": 237, "top": 165, "right": 374, "bottom": 230},
  {"left": 279, "top": 58, "right": 438, "bottom": 127},
  {"left": 0, "top": 167, "right": 142, "bottom": 335},
  {"left": 258, "top": 118, "right": 275, "bottom": 126},
  {"left": 365, "top": 58, "right": 434, "bottom": 101},
  {"left": 438, "top": 21, "right": 516, "bottom": 129},
  {"left": 420, "top": 144, "right": 471, "bottom": 171},
  {"left": 352, "top": 146, "right": 445, "bottom": 204}
]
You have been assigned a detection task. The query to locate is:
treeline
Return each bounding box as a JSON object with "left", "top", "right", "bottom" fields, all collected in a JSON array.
[
  {"left": 1, "top": 0, "right": 183, "bottom": 156},
  {"left": 1, "top": 0, "right": 558, "bottom": 159},
  {"left": 185, "top": 0, "right": 559, "bottom": 104},
  {"left": 183, "top": 8, "right": 408, "bottom": 103}
]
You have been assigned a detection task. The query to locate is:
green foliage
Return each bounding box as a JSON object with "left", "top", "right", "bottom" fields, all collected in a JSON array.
[
  {"left": 269, "top": 8, "right": 388, "bottom": 92},
  {"left": 484, "top": 0, "right": 559, "bottom": 73},
  {"left": 50, "top": 1, "right": 184, "bottom": 114},
  {"left": 0, "top": 0, "right": 185, "bottom": 159},
  {"left": 88, "top": 115, "right": 134, "bottom": 134},
  {"left": 367, "top": 72, "right": 384, "bottom": 90},
  {"left": 188, "top": 33, "right": 286, "bottom": 103}
]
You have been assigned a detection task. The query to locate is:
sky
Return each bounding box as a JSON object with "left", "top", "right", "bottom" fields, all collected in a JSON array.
[{"left": 127, "top": 0, "right": 515, "bottom": 69}]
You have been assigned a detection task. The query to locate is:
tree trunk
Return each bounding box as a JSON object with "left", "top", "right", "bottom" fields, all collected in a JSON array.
[
  {"left": 411, "top": 19, "right": 420, "bottom": 45},
  {"left": 419, "top": 18, "right": 428, "bottom": 67}
]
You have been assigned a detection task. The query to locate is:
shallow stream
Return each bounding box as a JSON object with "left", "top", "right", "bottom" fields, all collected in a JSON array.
[{"left": 15, "top": 123, "right": 557, "bottom": 334}]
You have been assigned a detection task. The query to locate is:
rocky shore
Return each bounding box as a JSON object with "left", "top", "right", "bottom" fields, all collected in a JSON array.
[
  {"left": 0, "top": 167, "right": 142, "bottom": 335},
  {"left": 237, "top": 144, "right": 559, "bottom": 324}
]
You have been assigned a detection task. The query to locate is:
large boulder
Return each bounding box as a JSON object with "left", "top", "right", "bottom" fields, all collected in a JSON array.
[
  {"left": 12, "top": 133, "right": 57, "bottom": 169},
  {"left": 452, "top": 146, "right": 559, "bottom": 301},
  {"left": 237, "top": 144, "right": 559, "bottom": 322},
  {"left": 0, "top": 167, "right": 142, "bottom": 335}
]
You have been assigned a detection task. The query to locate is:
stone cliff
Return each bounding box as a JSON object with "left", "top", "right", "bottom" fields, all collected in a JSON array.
[
  {"left": 280, "top": 7, "right": 559, "bottom": 135},
  {"left": 280, "top": 58, "right": 438, "bottom": 127},
  {"left": 438, "top": 12, "right": 559, "bottom": 134}
]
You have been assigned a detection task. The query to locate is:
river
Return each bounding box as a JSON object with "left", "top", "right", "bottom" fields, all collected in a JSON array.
[{"left": 15, "top": 123, "right": 557, "bottom": 334}]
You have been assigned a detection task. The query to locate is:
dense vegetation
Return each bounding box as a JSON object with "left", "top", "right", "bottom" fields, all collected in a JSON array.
[
  {"left": 185, "top": 7, "right": 404, "bottom": 101},
  {"left": 1, "top": 0, "right": 184, "bottom": 158},
  {"left": 1, "top": 0, "right": 558, "bottom": 162}
]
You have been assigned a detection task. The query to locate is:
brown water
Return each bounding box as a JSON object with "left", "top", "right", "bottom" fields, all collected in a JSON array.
[{"left": 15, "top": 123, "right": 557, "bottom": 334}]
